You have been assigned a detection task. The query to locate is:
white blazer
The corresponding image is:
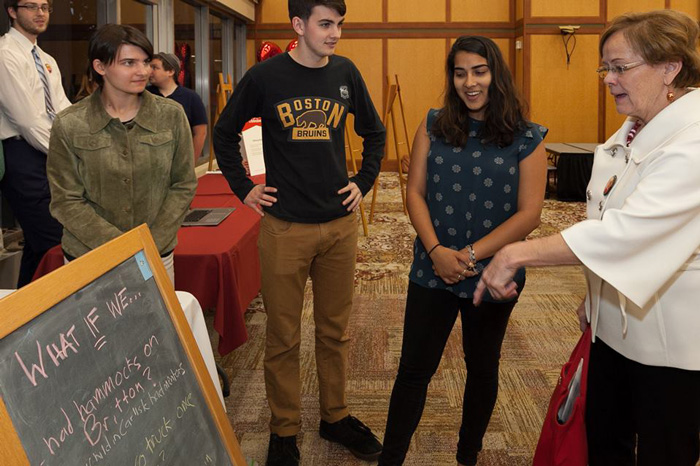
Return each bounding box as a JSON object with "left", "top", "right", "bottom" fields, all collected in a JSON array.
[{"left": 561, "top": 89, "right": 700, "bottom": 370}]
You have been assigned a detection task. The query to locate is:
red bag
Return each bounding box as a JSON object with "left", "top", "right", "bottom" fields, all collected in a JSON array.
[{"left": 532, "top": 327, "right": 591, "bottom": 466}]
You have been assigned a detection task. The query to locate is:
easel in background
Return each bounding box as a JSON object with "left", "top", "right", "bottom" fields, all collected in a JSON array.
[
  {"left": 369, "top": 75, "right": 412, "bottom": 223},
  {"left": 344, "top": 124, "right": 369, "bottom": 236},
  {"left": 209, "top": 72, "right": 234, "bottom": 170}
]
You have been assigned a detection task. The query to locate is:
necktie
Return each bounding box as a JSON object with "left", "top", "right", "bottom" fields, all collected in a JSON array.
[{"left": 32, "top": 46, "right": 55, "bottom": 120}]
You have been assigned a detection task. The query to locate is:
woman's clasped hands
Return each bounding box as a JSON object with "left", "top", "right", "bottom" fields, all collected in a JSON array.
[{"left": 430, "top": 246, "right": 478, "bottom": 285}]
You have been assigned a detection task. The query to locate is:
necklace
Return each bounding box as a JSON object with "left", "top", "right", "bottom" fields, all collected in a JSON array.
[{"left": 626, "top": 120, "right": 642, "bottom": 147}]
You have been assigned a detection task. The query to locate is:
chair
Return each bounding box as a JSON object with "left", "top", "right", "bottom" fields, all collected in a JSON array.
[
  {"left": 369, "top": 75, "right": 411, "bottom": 223},
  {"left": 546, "top": 150, "right": 558, "bottom": 198},
  {"left": 394, "top": 74, "right": 413, "bottom": 177},
  {"left": 546, "top": 165, "right": 558, "bottom": 197}
]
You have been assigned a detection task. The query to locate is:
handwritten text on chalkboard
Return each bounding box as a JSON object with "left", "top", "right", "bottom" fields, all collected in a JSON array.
[{"left": 0, "top": 254, "right": 232, "bottom": 465}]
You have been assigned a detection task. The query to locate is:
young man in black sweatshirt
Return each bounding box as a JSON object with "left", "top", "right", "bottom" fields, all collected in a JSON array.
[{"left": 213, "top": 1, "right": 385, "bottom": 465}]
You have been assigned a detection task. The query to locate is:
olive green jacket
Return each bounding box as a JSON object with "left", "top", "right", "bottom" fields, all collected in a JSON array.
[{"left": 48, "top": 90, "right": 197, "bottom": 258}]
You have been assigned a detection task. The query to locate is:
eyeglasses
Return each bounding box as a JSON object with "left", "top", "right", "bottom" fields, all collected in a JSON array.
[
  {"left": 15, "top": 3, "right": 53, "bottom": 13},
  {"left": 596, "top": 61, "right": 644, "bottom": 79}
]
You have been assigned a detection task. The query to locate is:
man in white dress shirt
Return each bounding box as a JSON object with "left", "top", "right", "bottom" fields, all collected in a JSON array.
[{"left": 0, "top": 0, "right": 70, "bottom": 286}]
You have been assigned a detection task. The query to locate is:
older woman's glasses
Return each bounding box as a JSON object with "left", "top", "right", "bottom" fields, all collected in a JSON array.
[
  {"left": 596, "top": 61, "right": 644, "bottom": 79},
  {"left": 16, "top": 3, "right": 53, "bottom": 13}
]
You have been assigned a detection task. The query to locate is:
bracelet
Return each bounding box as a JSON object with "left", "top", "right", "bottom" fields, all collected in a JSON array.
[
  {"left": 467, "top": 244, "right": 477, "bottom": 265},
  {"left": 466, "top": 244, "right": 483, "bottom": 274},
  {"left": 427, "top": 243, "right": 441, "bottom": 256}
]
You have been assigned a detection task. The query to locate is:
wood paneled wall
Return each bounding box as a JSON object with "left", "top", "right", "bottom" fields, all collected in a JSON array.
[
  {"left": 608, "top": 0, "right": 664, "bottom": 19},
  {"left": 531, "top": 0, "right": 600, "bottom": 17},
  {"left": 247, "top": 0, "right": 700, "bottom": 165},
  {"left": 388, "top": 0, "right": 445, "bottom": 22},
  {"left": 671, "top": 0, "right": 700, "bottom": 17},
  {"left": 529, "top": 34, "right": 601, "bottom": 142},
  {"left": 452, "top": 1, "right": 511, "bottom": 22}
]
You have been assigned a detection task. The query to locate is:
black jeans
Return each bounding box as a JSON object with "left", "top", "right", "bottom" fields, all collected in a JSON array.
[
  {"left": 0, "top": 138, "right": 62, "bottom": 287},
  {"left": 379, "top": 281, "right": 516, "bottom": 465},
  {"left": 586, "top": 338, "right": 700, "bottom": 466}
]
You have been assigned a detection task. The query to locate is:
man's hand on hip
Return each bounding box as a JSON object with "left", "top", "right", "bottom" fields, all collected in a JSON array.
[
  {"left": 339, "top": 181, "right": 362, "bottom": 212},
  {"left": 244, "top": 184, "right": 278, "bottom": 216}
]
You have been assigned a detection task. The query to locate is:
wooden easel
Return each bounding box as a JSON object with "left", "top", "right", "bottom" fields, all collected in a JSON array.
[
  {"left": 216, "top": 73, "right": 234, "bottom": 120},
  {"left": 209, "top": 73, "right": 234, "bottom": 170},
  {"left": 344, "top": 123, "right": 368, "bottom": 236},
  {"left": 395, "top": 74, "right": 413, "bottom": 164},
  {"left": 369, "top": 75, "right": 412, "bottom": 222}
]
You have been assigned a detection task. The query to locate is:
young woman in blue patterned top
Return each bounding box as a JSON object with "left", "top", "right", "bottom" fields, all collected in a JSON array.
[{"left": 379, "top": 36, "right": 548, "bottom": 466}]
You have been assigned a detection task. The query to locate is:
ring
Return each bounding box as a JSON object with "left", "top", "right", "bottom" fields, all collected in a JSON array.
[
  {"left": 462, "top": 268, "right": 468, "bottom": 275},
  {"left": 457, "top": 273, "right": 463, "bottom": 279}
]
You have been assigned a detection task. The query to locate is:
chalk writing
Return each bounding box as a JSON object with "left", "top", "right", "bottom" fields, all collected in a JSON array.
[
  {"left": 176, "top": 392, "right": 196, "bottom": 419},
  {"left": 14, "top": 324, "right": 80, "bottom": 387},
  {"left": 73, "top": 356, "right": 142, "bottom": 420},
  {"left": 42, "top": 407, "right": 74, "bottom": 455},
  {"left": 84, "top": 307, "right": 108, "bottom": 350},
  {"left": 106, "top": 287, "right": 143, "bottom": 318},
  {"left": 0, "top": 253, "right": 233, "bottom": 465},
  {"left": 144, "top": 416, "right": 172, "bottom": 454}
]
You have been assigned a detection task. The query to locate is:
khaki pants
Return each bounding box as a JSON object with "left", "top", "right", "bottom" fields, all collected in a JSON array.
[{"left": 259, "top": 213, "right": 357, "bottom": 436}]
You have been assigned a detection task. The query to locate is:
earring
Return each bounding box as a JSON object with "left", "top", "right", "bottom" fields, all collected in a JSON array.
[{"left": 667, "top": 90, "right": 675, "bottom": 102}]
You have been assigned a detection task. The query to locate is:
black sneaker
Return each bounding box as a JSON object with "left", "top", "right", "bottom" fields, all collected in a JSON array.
[
  {"left": 319, "top": 415, "right": 383, "bottom": 461},
  {"left": 266, "top": 434, "right": 300, "bottom": 466}
]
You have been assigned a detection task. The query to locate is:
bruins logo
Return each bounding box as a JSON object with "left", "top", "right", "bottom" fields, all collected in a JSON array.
[{"left": 276, "top": 97, "right": 346, "bottom": 141}]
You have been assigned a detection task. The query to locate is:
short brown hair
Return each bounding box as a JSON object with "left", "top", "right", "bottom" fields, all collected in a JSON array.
[
  {"left": 600, "top": 9, "right": 700, "bottom": 88},
  {"left": 288, "top": 0, "right": 345, "bottom": 21},
  {"left": 88, "top": 24, "right": 153, "bottom": 87},
  {"left": 153, "top": 52, "right": 181, "bottom": 78},
  {"left": 4, "top": 0, "right": 52, "bottom": 26},
  {"left": 4, "top": 0, "right": 18, "bottom": 15}
]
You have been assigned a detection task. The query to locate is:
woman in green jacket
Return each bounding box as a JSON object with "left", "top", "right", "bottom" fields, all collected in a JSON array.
[{"left": 47, "top": 24, "right": 196, "bottom": 283}]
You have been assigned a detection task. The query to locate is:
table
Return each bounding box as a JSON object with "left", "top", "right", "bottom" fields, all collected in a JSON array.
[
  {"left": 545, "top": 143, "right": 596, "bottom": 202},
  {"left": 0, "top": 289, "right": 224, "bottom": 407},
  {"left": 565, "top": 142, "right": 599, "bottom": 153},
  {"left": 33, "top": 174, "right": 263, "bottom": 356}
]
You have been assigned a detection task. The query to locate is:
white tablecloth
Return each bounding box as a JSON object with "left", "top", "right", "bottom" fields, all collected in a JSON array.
[{"left": 176, "top": 290, "right": 225, "bottom": 407}]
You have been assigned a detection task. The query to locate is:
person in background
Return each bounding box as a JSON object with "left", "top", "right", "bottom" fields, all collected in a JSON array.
[
  {"left": 74, "top": 61, "right": 98, "bottom": 101},
  {"left": 47, "top": 24, "right": 196, "bottom": 284},
  {"left": 0, "top": 0, "right": 71, "bottom": 286},
  {"left": 476, "top": 10, "right": 700, "bottom": 466},
  {"left": 214, "top": 1, "right": 386, "bottom": 465},
  {"left": 379, "top": 36, "right": 547, "bottom": 466},
  {"left": 148, "top": 52, "right": 208, "bottom": 162}
]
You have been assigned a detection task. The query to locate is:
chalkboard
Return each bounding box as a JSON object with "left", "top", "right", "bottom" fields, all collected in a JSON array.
[{"left": 0, "top": 226, "right": 245, "bottom": 465}]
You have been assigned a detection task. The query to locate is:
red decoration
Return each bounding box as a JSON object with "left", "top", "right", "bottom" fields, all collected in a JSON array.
[
  {"left": 175, "top": 42, "right": 191, "bottom": 87},
  {"left": 256, "top": 41, "right": 282, "bottom": 62},
  {"left": 286, "top": 39, "right": 299, "bottom": 52}
]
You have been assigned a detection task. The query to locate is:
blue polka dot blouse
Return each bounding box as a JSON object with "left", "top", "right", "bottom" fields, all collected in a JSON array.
[{"left": 408, "top": 108, "right": 548, "bottom": 301}]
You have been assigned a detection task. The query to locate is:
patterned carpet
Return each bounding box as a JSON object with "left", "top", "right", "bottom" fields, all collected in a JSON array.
[{"left": 215, "top": 173, "right": 588, "bottom": 465}]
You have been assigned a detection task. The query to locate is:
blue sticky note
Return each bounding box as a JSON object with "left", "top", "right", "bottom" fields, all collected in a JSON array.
[{"left": 134, "top": 251, "right": 153, "bottom": 281}]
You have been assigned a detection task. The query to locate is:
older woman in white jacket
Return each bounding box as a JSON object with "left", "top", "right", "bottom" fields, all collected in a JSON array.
[{"left": 475, "top": 10, "right": 700, "bottom": 466}]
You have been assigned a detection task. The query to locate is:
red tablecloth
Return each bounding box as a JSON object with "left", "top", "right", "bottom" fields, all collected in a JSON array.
[{"left": 33, "top": 174, "right": 262, "bottom": 356}]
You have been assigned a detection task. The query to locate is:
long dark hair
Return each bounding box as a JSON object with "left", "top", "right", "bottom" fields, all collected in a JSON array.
[{"left": 432, "top": 36, "right": 527, "bottom": 147}]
